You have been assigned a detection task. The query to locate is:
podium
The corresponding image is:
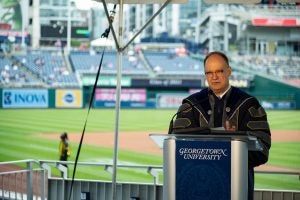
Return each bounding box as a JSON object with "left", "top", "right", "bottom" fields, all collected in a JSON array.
[{"left": 150, "top": 130, "right": 263, "bottom": 200}]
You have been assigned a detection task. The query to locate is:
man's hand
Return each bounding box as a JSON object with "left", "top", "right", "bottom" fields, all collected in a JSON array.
[{"left": 225, "top": 120, "right": 236, "bottom": 131}]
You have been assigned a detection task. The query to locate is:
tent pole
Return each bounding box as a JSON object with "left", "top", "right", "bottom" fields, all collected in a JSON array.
[
  {"left": 99, "top": 1, "right": 178, "bottom": 199},
  {"left": 112, "top": 0, "right": 123, "bottom": 199}
]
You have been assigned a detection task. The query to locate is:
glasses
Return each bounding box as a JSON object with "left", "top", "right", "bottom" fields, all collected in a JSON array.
[{"left": 205, "top": 69, "right": 225, "bottom": 78}]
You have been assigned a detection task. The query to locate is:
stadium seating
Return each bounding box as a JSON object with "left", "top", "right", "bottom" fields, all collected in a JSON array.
[
  {"left": 14, "top": 50, "right": 79, "bottom": 87},
  {"left": 3, "top": 49, "right": 297, "bottom": 88},
  {"left": 0, "top": 56, "right": 44, "bottom": 87},
  {"left": 231, "top": 54, "right": 300, "bottom": 87},
  {"left": 143, "top": 51, "right": 203, "bottom": 76},
  {"left": 69, "top": 50, "right": 149, "bottom": 76}
]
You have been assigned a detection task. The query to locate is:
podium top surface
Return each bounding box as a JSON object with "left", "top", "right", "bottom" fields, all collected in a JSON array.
[
  {"left": 94, "top": 0, "right": 188, "bottom": 4},
  {"left": 149, "top": 130, "right": 263, "bottom": 151},
  {"left": 149, "top": 132, "right": 258, "bottom": 143}
]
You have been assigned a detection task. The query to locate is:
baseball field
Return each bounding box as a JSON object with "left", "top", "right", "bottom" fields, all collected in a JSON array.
[{"left": 0, "top": 109, "right": 299, "bottom": 190}]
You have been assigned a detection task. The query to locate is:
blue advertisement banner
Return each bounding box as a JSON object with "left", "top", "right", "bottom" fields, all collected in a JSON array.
[
  {"left": 261, "top": 101, "right": 296, "bottom": 110},
  {"left": 2, "top": 89, "right": 48, "bottom": 108},
  {"left": 176, "top": 140, "right": 231, "bottom": 200}
]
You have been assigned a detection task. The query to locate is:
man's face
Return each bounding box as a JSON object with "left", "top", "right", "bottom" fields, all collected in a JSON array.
[{"left": 204, "top": 54, "right": 232, "bottom": 96}]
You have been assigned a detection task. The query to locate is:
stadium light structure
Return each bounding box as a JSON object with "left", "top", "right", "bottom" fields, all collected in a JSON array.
[
  {"left": 67, "top": 1, "right": 71, "bottom": 54},
  {"left": 67, "top": 0, "right": 80, "bottom": 54}
]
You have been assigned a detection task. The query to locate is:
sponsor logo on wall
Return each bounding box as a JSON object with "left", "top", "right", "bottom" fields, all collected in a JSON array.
[
  {"left": 93, "top": 88, "right": 155, "bottom": 108},
  {"left": 156, "top": 93, "right": 188, "bottom": 108},
  {"left": 56, "top": 89, "right": 82, "bottom": 108},
  {"left": 3, "top": 89, "right": 48, "bottom": 108}
]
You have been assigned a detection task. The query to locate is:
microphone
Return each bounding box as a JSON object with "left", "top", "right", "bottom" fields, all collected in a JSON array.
[
  {"left": 167, "top": 103, "right": 192, "bottom": 134},
  {"left": 168, "top": 101, "right": 210, "bottom": 135},
  {"left": 167, "top": 92, "right": 213, "bottom": 135}
]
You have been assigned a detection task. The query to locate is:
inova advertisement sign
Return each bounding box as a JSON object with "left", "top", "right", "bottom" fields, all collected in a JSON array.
[{"left": 2, "top": 89, "right": 48, "bottom": 108}]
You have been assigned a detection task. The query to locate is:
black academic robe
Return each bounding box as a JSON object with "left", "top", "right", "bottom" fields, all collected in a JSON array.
[{"left": 172, "top": 86, "right": 271, "bottom": 200}]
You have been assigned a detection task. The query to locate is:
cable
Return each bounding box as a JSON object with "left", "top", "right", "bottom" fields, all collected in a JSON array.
[{"left": 68, "top": 5, "right": 117, "bottom": 200}]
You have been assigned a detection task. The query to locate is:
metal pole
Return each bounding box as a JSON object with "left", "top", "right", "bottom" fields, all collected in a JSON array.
[
  {"left": 67, "top": 0, "right": 72, "bottom": 54},
  {"left": 26, "top": 161, "right": 33, "bottom": 200},
  {"left": 195, "top": 0, "right": 202, "bottom": 43},
  {"left": 62, "top": 179, "right": 65, "bottom": 200},
  {"left": 224, "top": 14, "right": 228, "bottom": 52},
  {"left": 21, "top": 0, "right": 26, "bottom": 47},
  {"left": 100, "top": 1, "right": 174, "bottom": 199},
  {"left": 1, "top": 175, "right": 3, "bottom": 199},
  {"left": 112, "top": 0, "right": 123, "bottom": 199},
  {"left": 209, "top": 17, "right": 213, "bottom": 52}
]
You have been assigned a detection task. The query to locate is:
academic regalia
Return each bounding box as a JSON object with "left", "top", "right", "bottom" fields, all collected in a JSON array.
[{"left": 172, "top": 86, "right": 271, "bottom": 200}]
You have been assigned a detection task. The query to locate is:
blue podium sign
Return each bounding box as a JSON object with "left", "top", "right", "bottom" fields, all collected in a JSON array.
[
  {"left": 176, "top": 140, "right": 231, "bottom": 200},
  {"left": 151, "top": 133, "right": 254, "bottom": 200}
]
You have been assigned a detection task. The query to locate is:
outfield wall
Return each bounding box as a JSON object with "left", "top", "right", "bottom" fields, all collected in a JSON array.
[
  {"left": 1, "top": 78, "right": 299, "bottom": 109},
  {"left": 248, "top": 76, "right": 300, "bottom": 109},
  {"left": 0, "top": 88, "right": 84, "bottom": 109}
]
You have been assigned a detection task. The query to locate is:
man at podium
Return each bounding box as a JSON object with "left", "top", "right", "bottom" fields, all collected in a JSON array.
[{"left": 171, "top": 51, "right": 271, "bottom": 200}]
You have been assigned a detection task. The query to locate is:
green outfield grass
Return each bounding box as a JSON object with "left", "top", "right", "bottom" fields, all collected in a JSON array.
[{"left": 0, "top": 109, "right": 299, "bottom": 190}]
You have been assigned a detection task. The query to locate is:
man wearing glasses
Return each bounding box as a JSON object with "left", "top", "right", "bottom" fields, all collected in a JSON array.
[{"left": 171, "top": 51, "right": 271, "bottom": 200}]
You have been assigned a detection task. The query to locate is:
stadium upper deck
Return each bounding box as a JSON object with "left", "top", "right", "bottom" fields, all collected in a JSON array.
[
  {"left": 231, "top": 54, "right": 300, "bottom": 87},
  {"left": 13, "top": 50, "right": 79, "bottom": 88},
  {"left": 1, "top": 49, "right": 299, "bottom": 88},
  {"left": 70, "top": 50, "right": 149, "bottom": 77}
]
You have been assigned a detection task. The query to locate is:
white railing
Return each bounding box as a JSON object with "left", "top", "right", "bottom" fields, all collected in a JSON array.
[
  {"left": 0, "top": 160, "right": 47, "bottom": 200},
  {"left": 0, "top": 160, "right": 299, "bottom": 200}
]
